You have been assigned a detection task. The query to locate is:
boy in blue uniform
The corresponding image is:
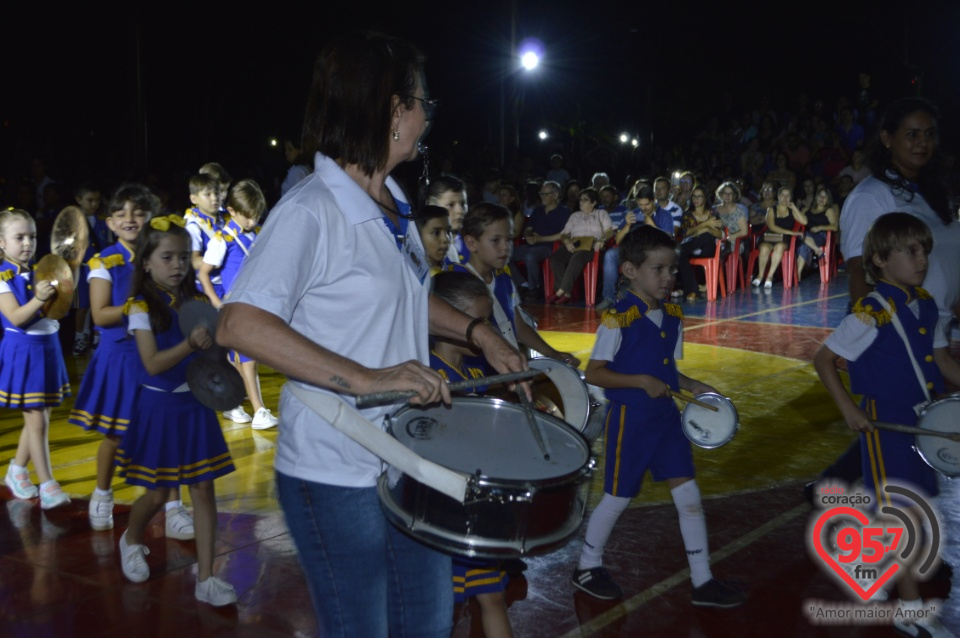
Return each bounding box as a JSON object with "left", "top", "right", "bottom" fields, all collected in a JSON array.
[
  {"left": 183, "top": 173, "right": 225, "bottom": 304},
  {"left": 815, "top": 213, "right": 960, "bottom": 637},
  {"left": 572, "top": 226, "right": 747, "bottom": 608},
  {"left": 201, "top": 179, "right": 278, "bottom": 429}
]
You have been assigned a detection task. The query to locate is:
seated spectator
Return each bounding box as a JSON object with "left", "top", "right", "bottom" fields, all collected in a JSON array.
[
  {"left": 546, "top": 153, "right": 571, "bottom": 186},
  {"left": 712, "top": 181, "right": 749, "bottom": 255},
  {"left": 654, "top": 176, "right": 684, "bottom": 233},
  {"left": 509, "top": 180, "right": 570, "bottom": 299},
  {"left": 836, "top": 149, "right": 871, "bottom": 186},
  {"left": 752, "top": 187, "right": 806, "bottom": 288},
  {"left": 796, "top": 177, "right": 816, "bottom": 213},
  {"left": 677, "top": 186, "right": 724, "bottom": 300},
  {"left": 796, "top": 186, "right": 839, "bottom": 277},
  {"left": 836, "top": 107, "right": 865, "bottom": 154},
  {"left": 563, "top": 180, "right": 582, "bottom": 212},
  {"left": 766, "top": 152, "right": 796, "bottom": 192},
  {"left": 548, "top": 187, "right": 614, "bottom": 304},
  {"left": 499, "top": 184, "right": 523, "bottom": 236}
]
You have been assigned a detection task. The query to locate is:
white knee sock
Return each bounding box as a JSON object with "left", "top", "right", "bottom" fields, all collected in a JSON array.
[
  {"left": 578, "top": 494, "right": 631, "bottom": 570},
  {"left": 671, "top": 480, "right": 712, "bottom": 587}
]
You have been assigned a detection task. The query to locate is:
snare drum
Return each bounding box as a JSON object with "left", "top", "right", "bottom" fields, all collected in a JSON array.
[
  {"left": 378, "top": 397, "right": 594, "bottom": 558},
  {"left": 680, "top": 393, "right": 739, "bottom": 449},
  {"left": 913, "top": 396, "right": 960, "bottom": 477},
  {"left": 527, "top": 357, "right": 607, "bottom": 443}
]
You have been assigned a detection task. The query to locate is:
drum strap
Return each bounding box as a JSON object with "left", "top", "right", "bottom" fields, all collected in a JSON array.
[
  {"left": 868, "top": 292, "right": 931, "bottom": 404},
  {"left": 285, "top": 383, "right": 469, "bottom": 503}
]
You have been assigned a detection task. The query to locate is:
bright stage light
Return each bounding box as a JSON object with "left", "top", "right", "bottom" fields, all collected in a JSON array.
[
  {"left": 538, "top": 130, "right": 548, "bottom": 140},
  {"left": 619, "top": 133, "right": 629, "bottom": 143},
  {"left": 518, "top": 38, "right": 544, "bottom": 72}
]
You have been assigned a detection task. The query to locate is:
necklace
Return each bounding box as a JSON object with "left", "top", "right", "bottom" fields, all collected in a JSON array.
[{"left": 369, "top": 193, "right": 414, "bottom": 220}]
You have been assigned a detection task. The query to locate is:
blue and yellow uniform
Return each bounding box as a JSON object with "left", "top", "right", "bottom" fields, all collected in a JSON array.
[
  {"left": 0, "top": 260, "right": 70, "bottom": 408},
  {"left": 597, "top": 291, "right": 692, "bottom": 497},
  {"left": 115, "top": 293, "right": 235, "bottom": 487},
  {"left": 428, "top": 350, "right": 507, "bottom": 602},
  {"left": 449, "top": 263, "right": 520, "bottom": 347},
  {"left": 68, "top": 241, "right": 142, "bottom": 435},
  {"left": 846, "top": 281, "right": 943, "bottom": 501},
  {"left": 184, "top": 206, "right": 226, "bottom": 297},
  {"left": 205, "top": 219, "right": 258, "bottom": 365}
]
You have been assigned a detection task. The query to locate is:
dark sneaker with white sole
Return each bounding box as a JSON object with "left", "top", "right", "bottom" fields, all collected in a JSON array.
[
  {"left": 571, "top": 567, "right": 623, "bottom": 600},
  {"left": 691, "top": 578, "right": 747, "bottom": 608}
]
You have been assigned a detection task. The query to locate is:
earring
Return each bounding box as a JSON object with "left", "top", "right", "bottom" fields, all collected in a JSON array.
[{"left": 392, "top": 130, "right": 400, "bottom": 141}]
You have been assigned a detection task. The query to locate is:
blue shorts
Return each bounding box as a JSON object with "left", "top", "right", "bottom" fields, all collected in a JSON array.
[{"left": 603, "top": 401, "right": 694, "bottom": 497}]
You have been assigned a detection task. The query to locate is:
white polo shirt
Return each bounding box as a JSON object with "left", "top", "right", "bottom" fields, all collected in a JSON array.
[
  {"left": 225, "top": 153, "right": 430, "bottom": 488},
  {"left": 840, "top": 174, "right": 960, "bottom": 332}
]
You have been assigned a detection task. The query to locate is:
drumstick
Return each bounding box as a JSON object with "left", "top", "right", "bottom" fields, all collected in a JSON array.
[
  {"left": 872, "top": 421, "right": 960, "bottom": 442},
  {"left": 671, "top": 391, "right": 719, "bottom": 412},
  {"left": 354, "top": 368, "right": 550, "bottom": 409},
  {"left": 517, "top": 388, "right": 552, "bottom": 461}
]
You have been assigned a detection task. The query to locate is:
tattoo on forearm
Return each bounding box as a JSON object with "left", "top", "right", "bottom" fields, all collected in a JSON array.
[{"left": 330, "top": 375, "right": 350, "bottom": 389}]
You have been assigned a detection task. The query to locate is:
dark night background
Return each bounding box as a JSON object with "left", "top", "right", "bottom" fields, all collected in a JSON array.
[{"left": 4, "top": 1, "right": 960, "bottom": 204}]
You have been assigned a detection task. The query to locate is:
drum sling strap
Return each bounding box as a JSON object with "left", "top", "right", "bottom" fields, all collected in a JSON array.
[
  {"left": 868, "top": 292, "right": 932, "bottom": 405},
  {"left": 285, "top": 383, "right": 469, "bottom": 503}
]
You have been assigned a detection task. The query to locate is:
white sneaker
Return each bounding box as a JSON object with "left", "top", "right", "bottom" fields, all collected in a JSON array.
[
  {"left": 5, "top": 463, "right": 38, "bottom": 499},
  {"left": 165, "top": 505, "right": 195, "bottom": 540},
  {"left": 222, "top": 406, "right": 252, "bottom": 424},
  {"left": 89, "top": 491, "right": 114, "bottom": 531},
  {"left": 119, "top": 530, "right": 151, "bottom": 583},
  {"left": 251, "top": 407, "right": 278, "bottom": 430},
  {"left": 195, "top": 576, "right": 237, "bottom": 607},
  {"left": 751, "top": 278, "right": 762, "bottom": 287},
  {"left": 39, "top": 481, "right": 71, "bottom": 510},
  {"left": 764, "top": 280, "right": 773, "bottom": 289}
]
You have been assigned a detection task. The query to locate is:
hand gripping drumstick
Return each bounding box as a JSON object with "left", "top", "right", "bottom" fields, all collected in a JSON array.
[
  {"left": 872, "top": 421, "right": 960, "bottom": 442},
  {"left": 671, "top": 391, "right": 720, "bottom": 412},
  {"left": 354, "top": 368, "right": 550, "bottom": 409}
]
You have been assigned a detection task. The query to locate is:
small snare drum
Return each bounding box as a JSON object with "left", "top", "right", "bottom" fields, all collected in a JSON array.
[
  {"left": 680, "top": 393, "right": 739, "bottom": 449},
  {"left": 913, "top": 396, "right": 960, "bottom": 477}
]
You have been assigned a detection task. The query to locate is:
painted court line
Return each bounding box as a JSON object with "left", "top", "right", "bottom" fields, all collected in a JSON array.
[
  {"left": 559, "top": 503, "right": 809, "bottom": 638},
  {"left": 685, "top": 292, "right": 847, "bottom": 332}
]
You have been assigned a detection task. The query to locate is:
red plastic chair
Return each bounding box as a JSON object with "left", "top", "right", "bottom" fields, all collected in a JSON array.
[
  {"left": 542, "top": 242, "right": 601, "bottom": 306},
  {"left": 747, "top": 222, "right": 802, "bottom": 288},
  {"left": 689, "top": 237, "right": 726, "bottom": 301},
  {"left": 819, "top": 230, "right": 838, "bottom": 284},
  {"left": 725, "top": 234, "right": 748, "bottom": 293}
]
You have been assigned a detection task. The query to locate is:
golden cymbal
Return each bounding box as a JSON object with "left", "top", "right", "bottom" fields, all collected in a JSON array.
[
  {"left": 34, "top": 254, "right": 75, "bottom": 320},
  {"left": 50, "top": 205, "right": 90, "bottom": 269}
]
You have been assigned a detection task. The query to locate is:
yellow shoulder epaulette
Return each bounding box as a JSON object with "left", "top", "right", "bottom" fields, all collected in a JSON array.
[
  {"left": 123, "top": 299, "right": 148, "bottom": 315},
  {"left": 916, "top": 287, "right": 932, "bottom": 300},
  {"left": 600, "top": 304, "right": 642, "bottom": 329},
  {"left": 663, "top": 302, "right": 683, "bottom": 319},
  {"left": 501, "top": 264, "right": 512, "bottom": 277},
  {"left": 852, "top": 298, "right": 892, "bottom": 327},
  {"left": 0, "top": 270, "right": 14, "bottom": 282},
  {"left": 100, "top": 253, "right": 125, "bottom": 269}
]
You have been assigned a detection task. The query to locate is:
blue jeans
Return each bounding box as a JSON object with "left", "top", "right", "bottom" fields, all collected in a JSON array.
[
  {"left": 602, "top": 246, "right": 620, "bottom": 301},
  {"left": 277, "top": 471, "right": 453, "bottom": 638},
  {"left": 510, "top": 243, "right": 553, "bottom": 289}
]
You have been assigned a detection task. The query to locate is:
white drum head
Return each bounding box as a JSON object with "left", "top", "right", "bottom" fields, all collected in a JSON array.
[
  {"left": 681, "top": 393, "right": 739, "bottom": 449},
  {"left": 528, "top": 357, "right": 589, "bottom": 433},
  {"left": 914, "top": 396, "right": 960, "bottom": 477}
]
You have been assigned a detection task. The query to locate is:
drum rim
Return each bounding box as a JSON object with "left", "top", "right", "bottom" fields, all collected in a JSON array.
[
  {"left": 913, "top": 396, "right": 960, "bottom": 477},
  {"left": 528, "top": 356, "right": 590, "bottom": 432},
  {"left": 385, "top": 396, "right": 592, "bottom": 488},
  {"left": 680, "top": 392, "right": 740, "bottom": 449},
  {"left": 376, "top": 471, "right": 589, "bottom": 558}
]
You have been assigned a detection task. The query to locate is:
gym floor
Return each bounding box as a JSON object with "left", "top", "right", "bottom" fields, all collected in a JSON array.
[{"left": 2, "top": 271, "right": 957, "bottom": 637}]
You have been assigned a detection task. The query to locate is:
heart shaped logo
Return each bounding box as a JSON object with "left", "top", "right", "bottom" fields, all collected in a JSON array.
[{"left": 811, "top": 506, "right": 900, "bottom": 601}]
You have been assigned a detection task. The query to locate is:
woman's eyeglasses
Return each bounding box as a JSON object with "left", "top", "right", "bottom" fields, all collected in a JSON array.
[{"left": 406, "top": 95, "right": 439, "bottom": 120}]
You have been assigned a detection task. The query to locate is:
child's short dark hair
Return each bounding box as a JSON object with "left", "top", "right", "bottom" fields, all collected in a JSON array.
[
  {"left": 416, "top": 205, "right": 451, "bottom": 225},
  {"left": 461, "top": 202, "right": 511, "bottom": 240},
  {"left": 75, "top": 182, "right": 100, "bottom": 198},
  {"left": 619, "top": 225, "right": 676, "bottom": 268},
  {"left": 862, "top": 212, "right": 933, "bottom": 285},
  {"left": 227, "top": 179, "right": 266, "bottom": 219},
  {"left": 189, "top": 173, "right": 219, "bottom": 196},
  {"left": 108, "top": 183, "right": 161, "bottom": 218},
  {"left": 199, "top": 162, "right": 232, "bottom": 187},
  {"left": 432, "top": 271, "right": 490, "bottom": 313}
]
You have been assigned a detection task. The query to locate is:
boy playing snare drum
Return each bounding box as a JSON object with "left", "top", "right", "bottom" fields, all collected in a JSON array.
[
  {"left": 572, "top": 226, "right": 746, "bottom": 608},
  {"left": 814, "top": 212, "right": 960, "bottom": 636}
]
